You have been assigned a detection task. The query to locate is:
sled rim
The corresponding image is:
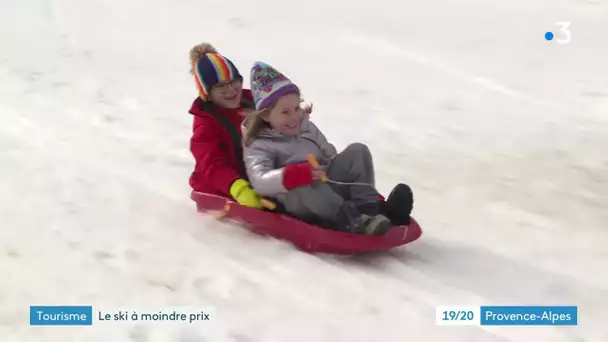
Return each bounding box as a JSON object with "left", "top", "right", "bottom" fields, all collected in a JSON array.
[{"left": 191, "top": 191, "right": 422, "bottom": 254}]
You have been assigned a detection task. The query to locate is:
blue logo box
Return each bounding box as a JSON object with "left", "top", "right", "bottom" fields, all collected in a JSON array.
[
  {"left": 481, "top": 306, "right": 577, "bottom": 326},
  {"left": 30, "top": 306, "right": 93, "bottom": 326}
]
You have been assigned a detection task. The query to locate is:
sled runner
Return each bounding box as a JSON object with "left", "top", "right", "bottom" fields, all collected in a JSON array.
[{"left": 190, "top": 190, "right": 422, "bottom": 255}]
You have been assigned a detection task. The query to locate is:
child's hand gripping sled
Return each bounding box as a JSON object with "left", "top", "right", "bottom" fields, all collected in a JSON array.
[{"left": 307, "top": 154, "right": 328, "bottom": 182}]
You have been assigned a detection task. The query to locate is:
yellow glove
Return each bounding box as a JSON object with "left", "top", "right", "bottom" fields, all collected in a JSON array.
[{"left": 229, "top": 179, "right": 263, "bottom": 209}]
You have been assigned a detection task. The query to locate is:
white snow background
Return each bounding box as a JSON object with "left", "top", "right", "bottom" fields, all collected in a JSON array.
[{"left": 1, "top": 0, "right": 607, "bottom": 341}]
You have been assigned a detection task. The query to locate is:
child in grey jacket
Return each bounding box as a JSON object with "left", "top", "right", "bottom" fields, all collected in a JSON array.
[{"left": 241, "top": 61, "right": 397, "bottom": 235}]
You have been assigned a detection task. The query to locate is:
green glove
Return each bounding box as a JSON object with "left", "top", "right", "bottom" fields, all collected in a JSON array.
[{"left": 229, "top": 179, "right": 263, "bottom": 209}]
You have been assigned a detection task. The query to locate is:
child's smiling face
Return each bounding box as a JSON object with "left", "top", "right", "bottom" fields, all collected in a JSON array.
[
  {"left": 263, "top": 92, "right": 303, "bottom": 136},
  {"left": 210, "top": 78, "right": 243, "bottom": 108}
]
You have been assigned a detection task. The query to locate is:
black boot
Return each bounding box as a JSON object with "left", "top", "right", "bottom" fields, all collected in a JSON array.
[{"left": 383, "top": 183, "right": 413, "bottom": 225}]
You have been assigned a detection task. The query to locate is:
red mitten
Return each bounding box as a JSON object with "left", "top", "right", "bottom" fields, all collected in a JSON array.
[{"left": 283, "top": 163, "right": 314, "bottom": 190}]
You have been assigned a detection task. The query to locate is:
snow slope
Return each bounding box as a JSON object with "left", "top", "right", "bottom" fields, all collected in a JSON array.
[{"left": 1, "top": 0, "right": 607, "bottom": 341}]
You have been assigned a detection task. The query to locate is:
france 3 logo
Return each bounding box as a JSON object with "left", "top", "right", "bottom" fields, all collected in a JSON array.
[{"left": 545, "top": 22, "right": 571, "bottom": 44}]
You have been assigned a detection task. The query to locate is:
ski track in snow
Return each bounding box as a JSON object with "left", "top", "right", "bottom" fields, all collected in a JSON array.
[{"left": 1, "top": 0, "right": 607, "bottom": 341}]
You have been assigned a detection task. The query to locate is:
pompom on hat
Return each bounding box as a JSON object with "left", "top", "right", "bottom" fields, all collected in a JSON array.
[
  {"left": 190, "top": 43, "right": 242, "bottom": 101},
  {"left": 250, "top": 61, "right": 300, "bottom": 110}
]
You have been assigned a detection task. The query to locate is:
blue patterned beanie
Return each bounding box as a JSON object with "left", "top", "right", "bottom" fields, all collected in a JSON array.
[{"left": 250, "top": 61, "right": 299, "bottom": 110}]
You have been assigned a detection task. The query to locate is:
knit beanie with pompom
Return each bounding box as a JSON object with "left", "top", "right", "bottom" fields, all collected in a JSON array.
[
  {"left": 190, "top": 43, "right": 242, "bottom": 102},
  {"left": 250, "top": 61, "right": 299, "bottom": 111}
]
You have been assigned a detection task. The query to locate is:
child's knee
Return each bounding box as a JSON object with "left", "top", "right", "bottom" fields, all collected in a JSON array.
[{"left": 344, "top": 142, "right": 371, "bottom": 157}]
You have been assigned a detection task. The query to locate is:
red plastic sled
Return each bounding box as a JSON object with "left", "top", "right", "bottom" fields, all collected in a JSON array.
[{"left": 191, "top": 191, "right": 422, "bottom": 254}]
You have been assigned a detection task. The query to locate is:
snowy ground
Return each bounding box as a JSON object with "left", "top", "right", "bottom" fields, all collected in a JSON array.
[{"left": 1, "top": 0, "right": 607, "bottom": 341}]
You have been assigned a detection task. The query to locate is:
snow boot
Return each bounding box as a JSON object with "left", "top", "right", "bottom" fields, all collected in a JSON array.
[
  {"left": 333, "top": 202, "right": 391, "bottom": 235},
  {"left": 356, "top": 214, "right": 392, "bottom": 236},
  {"left": 382, "top": 183, "right": 413, "bottom": 225}
]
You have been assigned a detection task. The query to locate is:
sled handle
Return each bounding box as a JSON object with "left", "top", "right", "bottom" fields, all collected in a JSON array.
[
  {"left": 307, "top": 154, "right": 328, "bottom": 182},
  {"left": 260, "top": 198, "right": 277, "bottom": 210},
  {"left": 217, "top": 199, "right": 276, "bottom": 219}
]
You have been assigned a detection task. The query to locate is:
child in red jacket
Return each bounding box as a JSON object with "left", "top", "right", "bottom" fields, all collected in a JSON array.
[{"left": 188, "top": 43, "right": 262, "bottom": 209}]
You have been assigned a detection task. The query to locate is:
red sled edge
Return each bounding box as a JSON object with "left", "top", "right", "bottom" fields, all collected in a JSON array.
[{"left": 191, "top": 191, "right": 422, "bottom": 255}]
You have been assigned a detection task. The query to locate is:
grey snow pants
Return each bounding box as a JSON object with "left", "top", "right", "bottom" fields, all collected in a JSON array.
[{"left": 276, "top": 143, "right": 380, "bottom": 224}]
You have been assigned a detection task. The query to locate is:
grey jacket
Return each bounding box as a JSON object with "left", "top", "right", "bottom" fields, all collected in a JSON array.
[{"left": 243, "top": 119, "right": 337, "bottom": 197}]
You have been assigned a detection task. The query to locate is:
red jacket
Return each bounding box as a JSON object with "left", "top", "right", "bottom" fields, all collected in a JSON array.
[{"left": 188, "top": 90, "right": 254, "bottom": 197}]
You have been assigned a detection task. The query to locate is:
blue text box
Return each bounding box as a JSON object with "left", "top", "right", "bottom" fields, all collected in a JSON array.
[
  {"left": 481, "top": 306, "right": 577, "bottom": 326},
  {"left": 30, "top": 306, "right": 93, "bottom": 326}
]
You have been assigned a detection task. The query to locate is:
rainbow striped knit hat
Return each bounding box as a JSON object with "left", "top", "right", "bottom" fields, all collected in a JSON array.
[{"left": 192, "top": 53, "right": 242, "bottom": 101}]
